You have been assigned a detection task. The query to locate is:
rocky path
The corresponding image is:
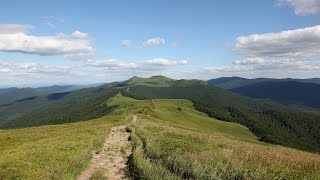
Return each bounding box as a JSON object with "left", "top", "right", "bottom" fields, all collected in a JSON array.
[{"left": 77, "top": 125, "right": 132, "bottom": 180}]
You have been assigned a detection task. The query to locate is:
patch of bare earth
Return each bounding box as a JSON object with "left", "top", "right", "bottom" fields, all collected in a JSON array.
[{"left": 77, "top": 125, "right": 132, "bottom": 180}]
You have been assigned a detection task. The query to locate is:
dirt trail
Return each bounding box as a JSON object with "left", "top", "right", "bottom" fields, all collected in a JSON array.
[
  {"left": 132, "top": 115, "right": 137, "bottom": 123},
  {"left": 77, "top": 125, "right": 132, "bottom": 180}
]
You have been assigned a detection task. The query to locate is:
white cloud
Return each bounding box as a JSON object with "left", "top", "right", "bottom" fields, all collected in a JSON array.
[
  {"left": 0, "top": 24, "right": 94, "bottom": 59},
  {"left": 121, "top": 40, "right": 132, "bottom": 47},
  {"left": 72, "top": 30, "right": 89, "bottom": 39},
  {"left": 0, "top": 24, "right": 33, "bottom": 34},
  {"left": 87, "top": 59, "right": 138, "bottom": 69},
  {"left": 205, "top": 25, "right": 320, "bottom": 78},
  {"left": 146, "top": 58, "right": 188, "bottom": 66},
  {"left": 204, "top": 66, "right": 253, "bottom": 73},
  {"left": 0, "top": 68, "right": 10, "bottom": 73},
  {"left": 278, "top": 0, "right": 320, "bottom": 15},
  {"left": 0, "top": 60, "right": 72, "bottom": 74},
  {"left": 143, "top": 37, "right": 165, "bottom": 47},
  {"left": 205, "top": 58, "right": 320, "bottom": 73},
  {"left": 26, "top": 65, "right": 71, "bottom": 74},
  {"left": 235, "top": 25, "right": 320, "bottom": 58},
  {"left": 87, "top": 58, "right": 187, "bottom": 71},
  {"left": 233, "top": 58, "right": 265, "bottom": 65},
  {"left": 0, "top": 57, "right": 189, "bottom": 86}
]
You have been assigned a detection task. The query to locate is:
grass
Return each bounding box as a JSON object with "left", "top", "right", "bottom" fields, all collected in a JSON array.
[
  {"left": 0, "top": 114, "right": 127, "bottom": 179},
  {"left": 1, "top": 93, "right": 320, "bottom": 179},
  {"left": 126, "top": 75, "right": 175, "bottom": 87},
  {"left": 89, "top": 169, "right": 107, "bottom": 180},
  {"left": 107, "top": 95, "right": 320, "bottom": 180}
]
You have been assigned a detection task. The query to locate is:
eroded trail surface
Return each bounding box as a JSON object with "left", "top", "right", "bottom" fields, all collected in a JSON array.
[{"left": 77, "top": 125, "right": 132, "bottom": 180}]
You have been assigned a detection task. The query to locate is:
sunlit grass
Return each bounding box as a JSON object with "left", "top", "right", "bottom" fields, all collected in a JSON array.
[
  {"left": 1, "top": 94, "right": 319, "bottom": 179},
  {"left": 0, "top": 115, "right": 126, "bottom": 179},
  {"left": 112, "top": 95, "right": 320, "bottom": 179}
]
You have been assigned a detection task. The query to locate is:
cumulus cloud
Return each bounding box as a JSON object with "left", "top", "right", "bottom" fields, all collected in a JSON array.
[
  {"left": 143, "top": 37, "right": 166, "bottom": 47},
  {"left": 146, "top": 58, "right": 187, "bottom": 66},
  {"left": 87, "top": 58, "right": 187, "bottom": 71},
  {"left": 121, "top": 40, "right": 132, "bottom": 47},
  {"left": 235, "top": 25, "right": 320, "bottom": 58},
  {"left": 87, "top": 59, "right": 138, "bottom": 69},
  {"left": 0, "top": 24, "right": 33, "bottom": 34},
  {"left": 204, "top": 66, "right": 253, "bottom": 73},
  {"left": 0, "top": 68, "right": 10, "bottom": 73},
  {"left": 0, "top": 24, "right": 94, "bottom": 59},
  {"left": 205, "top": 25, "right": 320, "bottom": 77},
  {"left": 26, "top": 65, "right": 71, "bottom": 74},
  {"left": 205, "top": 58, "right": 320, "bottom": 73},
  {"left": 0, "top": 60, "right": 72, "bottom": 74},
  {"left": 278, "top": 0, "right": 320, "bottom": 15},
  {"left": 233, "top": 58, "right": 265, "bottom": 65},
  {"left": 72, "top": 30, "right": 89, "bottom": 39},
  {"left": 0, "top": 57, "right": 189, "bottom": 86}
]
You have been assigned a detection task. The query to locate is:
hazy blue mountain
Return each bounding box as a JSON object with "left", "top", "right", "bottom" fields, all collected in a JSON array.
[
  {"left": 37, "top": 85, "right": 88, "bottom": 93},
  {"left": 0, "top": 87, "right": 18, "bottom": 94},
  {"left": 0, "top": 88, "right": 49, "bottom": 106},
  {"left": 0, "top": 85, "right": 92, "bottom": 106},
  {"left": 230, "top": 81, "right": 320, "bottom": 109},
  {"left": 208, "top": 77, "right": 320, "bottom": 89}
]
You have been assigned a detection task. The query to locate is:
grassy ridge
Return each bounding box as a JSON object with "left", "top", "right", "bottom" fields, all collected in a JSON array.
[
  {"left": 106, "top": 95, "right": 320, "bottom": 179},
  {"left": 122, "top": 82, "right": 320, "bottom": 153},
  {"left": 0, "top": 115, "right": 126, "bottom": 179},
  {"left": 131, "top": 119, "right": 320, "bottom": 179},
  {"left": 1, "top": 94, "right": 320, "bottom": 179},
  {"left": 0, "top": 87, "right": 118, "bottom": 129}
]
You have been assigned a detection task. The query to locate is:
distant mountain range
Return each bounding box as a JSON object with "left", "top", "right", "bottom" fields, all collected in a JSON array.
[
  {"left": 0, "top": 76, "right": 320, "bottom": 153},
  {"left": 208, "top": 77, "right": 320, "bottom": 109},
  {"left": 208, "top": 77, "right": 320, "bottom": 89},
  {"left": 0, "top": 87, "right": 18, "bottom": 94},
  {"left": 0, "top": 85, "right": 97, "bottom": 106}
]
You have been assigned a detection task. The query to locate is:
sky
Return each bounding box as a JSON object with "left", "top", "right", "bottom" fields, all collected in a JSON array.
[{"left": 0, "top": 0, "right": 320, "bottom": 87}]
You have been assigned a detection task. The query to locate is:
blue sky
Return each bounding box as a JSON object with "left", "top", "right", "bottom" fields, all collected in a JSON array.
[{"left": 0, "top": 0, "right": 320, "bottom": 87}]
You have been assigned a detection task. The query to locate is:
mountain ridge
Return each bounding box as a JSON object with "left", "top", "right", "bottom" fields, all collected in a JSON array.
[{"left": 0, "top": 76, "right": 320, "bottom": 153}]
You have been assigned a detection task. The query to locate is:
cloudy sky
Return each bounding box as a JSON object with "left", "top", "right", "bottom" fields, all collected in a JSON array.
[{"left": 0, "top": 0, "right": 320, "bottom": 87}]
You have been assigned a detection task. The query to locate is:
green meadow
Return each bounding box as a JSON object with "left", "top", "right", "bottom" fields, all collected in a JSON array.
[
  {"left": 0, "top": 94, "right": 319, "bottom": 179},
  {"left": 0, "top": 115, "right": 126, "bottom": 179}
]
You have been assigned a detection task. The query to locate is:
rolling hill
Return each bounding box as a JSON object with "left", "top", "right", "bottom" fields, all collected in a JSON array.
[
  {"left": 1, "top": 76, "right": 320, "bottom": 153},
  {"left": 0, "top": 85, "right": 118, "bottom": 129},
  {"left": 0, "top": 84, "right": 103, "bottom": 126},
  {"left": 1, "top": 93, "right": 319, "bottom": 179},
  {"left": 121, "top": 76, "right": 320, "bottom": 152},
  {"left": 0, "top": 85, "right": 88, "bottom": 106}
]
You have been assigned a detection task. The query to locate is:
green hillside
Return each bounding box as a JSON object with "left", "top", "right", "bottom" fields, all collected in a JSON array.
[
  {"left": 0, "top": 85, "right": 95, "bottom": 124},
  {"left": 126, "top": 75, "right": 175, "bottom": 87},
  {"left": 1, "top": 76, "right": 320, "bottom": 153},
  {"left": 111, "top": 95, "right": 320, "bottom": 179},
  {"left": 0, "top": 115, "right": 126, "bottom": 179},
  {"left": 122, "top": 76, "right": 320, "bottom": 153},
  {"left": 1, "top": 94, "right": 319, "bottom": 179},
  {"left": 0, "top": 88, "right": 48, "bottom": 106},
  {"left": 0, "top": 85, "right": 118, "bottom": 129}
]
